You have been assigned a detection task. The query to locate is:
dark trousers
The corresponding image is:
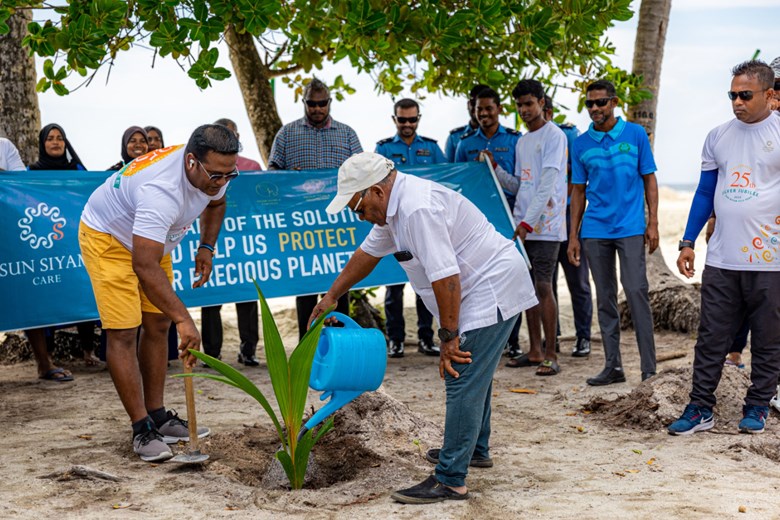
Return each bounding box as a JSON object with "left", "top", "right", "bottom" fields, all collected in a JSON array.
[
  {"left": 296, "top": 294, "right": 349, "bottom": 340},
  {"left": 201, "top": 302, "right": 259, "bottom": 358},
  {"left": 729, "top": 318, "right": 751, "bottom": 354},
  {"left": 690, "top": 267, "right": 780, "bottom": 409},
  {"left": 553, "top": 205, "right": 593, "bottom": 339},
  {"left": 384, "top": 284, "right": 434, "bottom": 343},
  {"left": 584, "top": 235, "right": 655, "bottom": 374}
]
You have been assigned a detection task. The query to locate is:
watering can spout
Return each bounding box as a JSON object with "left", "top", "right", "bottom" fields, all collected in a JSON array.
[{"left": 304, "top": 390, "right": 362, "bottom": 432}]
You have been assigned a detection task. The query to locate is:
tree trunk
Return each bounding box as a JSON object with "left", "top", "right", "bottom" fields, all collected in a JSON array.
[
  {"left": 224, "top": 27, "right": 283, "bottom": 165},
  {"left": 620, "top": 0, "right": 701, "bottom": 333},
  {"left": 0, "top": 10, "right": 41, "bottom": 165}
]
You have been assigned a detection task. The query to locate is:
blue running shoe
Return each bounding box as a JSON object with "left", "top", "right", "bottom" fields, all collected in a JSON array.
[
  {"left": 738, "top": 405, "right": 768, "bottom": 434},
  {"left": 668, "top": 404, "right": 714, "bottom": 435}
]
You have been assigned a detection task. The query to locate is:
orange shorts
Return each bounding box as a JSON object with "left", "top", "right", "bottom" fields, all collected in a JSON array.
[{"left": 79, "top": 221, "right": 173, "bottom": 329}]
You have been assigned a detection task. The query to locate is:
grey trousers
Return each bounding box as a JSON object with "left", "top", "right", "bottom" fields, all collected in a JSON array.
[
  {"left": 584, "top": 235, "right": 656, "bottom": 374},
  {"left": 690, "top": 266, "right": 780, "bottom": 409}
]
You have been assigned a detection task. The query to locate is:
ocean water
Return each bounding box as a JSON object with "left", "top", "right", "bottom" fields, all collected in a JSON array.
[{"left": 661, "top": 183, "right": 697, "bottom": 193}]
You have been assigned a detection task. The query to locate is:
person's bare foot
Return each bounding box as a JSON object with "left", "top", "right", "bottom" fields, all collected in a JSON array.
[
  {"left": 83, "top": 351, "right": 102, "bottom": 366},
  {"left": 725, "top": 352, "right": 743, "bottom": 367}
]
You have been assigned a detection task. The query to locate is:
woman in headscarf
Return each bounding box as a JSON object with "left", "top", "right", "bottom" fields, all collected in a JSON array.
[
  {"left": 108, "top": 126, "right": 148, "bottom": 171},
  {"left": 144, "top": 125, "right": 164, "bottom": 151},
  {"left": 28, "top": 123, "right": 86, "bottom": 171},
  {"left": 26, "top": 123, "right": 98, "bottom": 374}
]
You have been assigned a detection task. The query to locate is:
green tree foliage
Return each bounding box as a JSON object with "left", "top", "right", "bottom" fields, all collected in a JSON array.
[{"left": 3, "top": 0, "right": 649, "bottom": 106}]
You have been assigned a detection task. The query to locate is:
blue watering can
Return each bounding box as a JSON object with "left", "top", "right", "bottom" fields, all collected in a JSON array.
[{"left": 299, "top": 312, "right": 386, "bottom": 437}]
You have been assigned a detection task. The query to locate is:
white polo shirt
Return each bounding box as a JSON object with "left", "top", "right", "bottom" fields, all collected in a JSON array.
[
  {"left": 702, "top": 114, "right": 780, "bottom": 271},
  {"left": 361, "top": 172, "right": 537, "bottom": 332}
]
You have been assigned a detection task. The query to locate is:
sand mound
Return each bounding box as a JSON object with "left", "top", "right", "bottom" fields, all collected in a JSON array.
[
  {"left": 585, "top": 366, "right": 753, "bottom": 432},
  {"left": 0, "top": 329, "right": 98, "bottom": 365},
  {"left": 202, "top": 388, "right": 442, "bottom": 500}
]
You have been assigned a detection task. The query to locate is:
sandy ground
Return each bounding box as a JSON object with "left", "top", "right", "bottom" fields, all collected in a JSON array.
[{"left": 2, "top": 188, "right": 780, "bottom": 519}]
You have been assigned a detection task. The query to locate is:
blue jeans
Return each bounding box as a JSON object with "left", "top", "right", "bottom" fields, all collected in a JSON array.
[{"left": 435, "top": 311, "right": 519, "bottom": 487}]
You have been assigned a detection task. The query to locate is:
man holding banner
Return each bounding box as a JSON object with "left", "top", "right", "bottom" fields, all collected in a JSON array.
[
  {"left": 78, "top": 124, "right": 238, "bottom": 462},
  {"left": 309, "top": 152, "right": 537, "bottom": 504}
]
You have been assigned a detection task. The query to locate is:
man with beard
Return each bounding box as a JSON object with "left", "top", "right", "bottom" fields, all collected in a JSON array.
[
  {"left": 376, "top": 98, "right": 447, "bottom": 358},
  {"left": 567, "top": 79, "right": 659, "bottom": 386},
  {"left": 268, "top": 77, "right": 363, "bottom": 339}
]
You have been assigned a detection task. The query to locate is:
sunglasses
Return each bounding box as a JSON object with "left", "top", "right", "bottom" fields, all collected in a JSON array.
[
  {"left": 304, "top": 98, "right": 331, "bottom": 108},
  {"left": 394, "top": 116, "right": 420, "bottom": 124},
  {"left": 197, "top": 160, "right": 239, "bottom": 182},
  {"left": 727, "top": 90, "right": 756, "bottom": 101},
  {"left": 585, "top": 97, "right": 615, "bottom": 109}
]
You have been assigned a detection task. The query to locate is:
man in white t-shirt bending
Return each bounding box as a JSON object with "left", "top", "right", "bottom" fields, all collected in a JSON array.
[
  {"left": 669, "top": 60, "right": 780, "bottom": 436},
  {"left": 493, "top": 79, "right": 568, "bottom": 375},
  {"left": 309, "top": 152, "right": 537, "bottom": 504},
  {"left": 80, "top": 124, "right": 238, "bottom": 461}
]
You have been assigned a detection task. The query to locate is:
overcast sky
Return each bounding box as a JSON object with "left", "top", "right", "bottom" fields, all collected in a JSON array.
[{"left": 35, "top": 2, "right": 778, "bottom": 185}]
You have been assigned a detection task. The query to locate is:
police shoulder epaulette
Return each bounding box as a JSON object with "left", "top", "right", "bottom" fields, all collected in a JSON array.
[
  {"left": 505, "top": 128, "right": 521, "bottom": 135},
  {"left": 460, "top": 128, "right": 477, "bottom": 139},
  {"left": 449, "top": 125, "right": 467, "bottom": 134},
  {"left": 376, "top": 137, "right": 394, "bottom": 145},
  {"left": 558, "top": 123, "right": 575, "bottom": 129},
  {"left": 419, "top": 135, "right": 438, "bottom": 143}
]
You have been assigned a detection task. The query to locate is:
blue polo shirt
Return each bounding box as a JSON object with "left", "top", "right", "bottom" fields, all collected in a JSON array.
[
  {"left": 375, "top": 134, "right": 447, "bottom": 166},
  {"left": 571, "top": 117, "right": 656, "bottom": 239},
  {"left": 444, "top": 123, "right": 473, "bottom": 162},
  {"left": 455, "top": 125, "right": 521, "bottom": 205}
]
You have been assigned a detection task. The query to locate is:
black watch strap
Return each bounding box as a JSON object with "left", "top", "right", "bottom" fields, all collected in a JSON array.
[
  {"left": 678, "top": 239, "right": 695, "bottom": 251},
  {"left": 438, "top": 327, "right": 459, "bottom": 343}
]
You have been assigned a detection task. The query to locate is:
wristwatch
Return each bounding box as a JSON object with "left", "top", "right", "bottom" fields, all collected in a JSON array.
[
  {"left": 678, "top": 239, "right": 695, "bottom": 251},
  {"left": 438, "top": 327, "right": 459, "bottom": 343}
]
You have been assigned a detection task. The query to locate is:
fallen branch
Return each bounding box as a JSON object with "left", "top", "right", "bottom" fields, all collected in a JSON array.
[
  {"left": 656, "top": 350, "right": 688, "bottom": 362},
  {"left": 39, "top": 465, "right": 124, "bottom": 482}
]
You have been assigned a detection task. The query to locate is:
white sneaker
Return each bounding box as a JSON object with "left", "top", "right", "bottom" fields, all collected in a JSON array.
[{"left": 770, "top": 385, "right": 780, "bottom": 413}]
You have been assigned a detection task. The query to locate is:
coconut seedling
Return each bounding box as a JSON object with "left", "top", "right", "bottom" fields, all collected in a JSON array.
[{"left": 176, "top": 282, "right": 334, "bottom": 489}]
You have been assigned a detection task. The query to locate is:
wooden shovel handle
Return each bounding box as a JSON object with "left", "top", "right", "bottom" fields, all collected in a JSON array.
[{"left": 182, "top": 364, "right": 200, "bottom": 451}]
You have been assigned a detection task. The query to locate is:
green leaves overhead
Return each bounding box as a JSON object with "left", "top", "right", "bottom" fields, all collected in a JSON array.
[{"left": 7, "top": 0, "right": 648, "bottom": 106}]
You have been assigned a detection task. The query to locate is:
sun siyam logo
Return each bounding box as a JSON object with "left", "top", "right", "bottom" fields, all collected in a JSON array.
[{"left": 18, "top": 203, "right": 66, "bottom": 249}]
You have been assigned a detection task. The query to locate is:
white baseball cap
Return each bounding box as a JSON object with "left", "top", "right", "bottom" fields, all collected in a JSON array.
[{"left": 326, "top": 152, "right": 396, "bottom": 214}]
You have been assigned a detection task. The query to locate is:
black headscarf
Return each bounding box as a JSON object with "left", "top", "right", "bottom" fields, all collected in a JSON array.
[
  {"left": 144, "top": 125, "right": 164, "bottom": 148},
  {"left": 120, "top": 126, "right": 148, "bottom": 163},
  {"left": 29, "top": 123, "right": 86, "bottom": 170}
]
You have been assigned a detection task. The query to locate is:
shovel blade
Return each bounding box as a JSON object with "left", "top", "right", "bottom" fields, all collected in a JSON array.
[{"left": 171, "top": 451, "right": 209, "bottom": 464}]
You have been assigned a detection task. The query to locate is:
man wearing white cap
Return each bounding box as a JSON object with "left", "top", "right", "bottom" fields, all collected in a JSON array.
[{"left": 309, "top": 152, "right": 538, "bottom": 503}]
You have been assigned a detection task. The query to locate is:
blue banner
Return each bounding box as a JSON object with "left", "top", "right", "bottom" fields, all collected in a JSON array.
[{"left": 0, "top": 163, "right": 515, "bottom": 332}]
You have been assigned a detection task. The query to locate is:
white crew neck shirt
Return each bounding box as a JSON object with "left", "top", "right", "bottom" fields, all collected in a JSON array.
[
  {"left": 81, "top": 145, "right": 227, "bottom": 254},
  {"left": 702, "top": 114, "right": 780, "bottom": 271}
]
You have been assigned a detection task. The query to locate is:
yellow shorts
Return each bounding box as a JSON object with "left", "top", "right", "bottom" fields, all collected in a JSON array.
[{"left": 79, "top": 221, "right": 173, "bottom": 329}]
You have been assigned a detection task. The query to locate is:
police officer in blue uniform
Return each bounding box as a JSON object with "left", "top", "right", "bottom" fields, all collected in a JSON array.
[
  {"left": 375, "top": 98, "right": 446, "bottom": 358},
  {"left": 444, "top": 84, "right": 489, "bottom": 162},
  {"left": 454, "top": 87, "right": 521, "bottom": 209}
]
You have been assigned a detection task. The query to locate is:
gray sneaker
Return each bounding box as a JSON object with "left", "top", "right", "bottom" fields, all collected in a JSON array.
[
  {"left": 133, "top": 428, "right": 173, "bottom": 462},
  {"left": 158, "top": 410, "right": 211, "bottom": 444}
]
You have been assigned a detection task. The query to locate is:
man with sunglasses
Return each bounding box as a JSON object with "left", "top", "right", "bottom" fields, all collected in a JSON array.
[
  {"left": 668, "top": 60, "right": 780, "bottom": 436},
  {"left": 444, "top": 84, "right": 489, "bottom": 162},
  {"left": 309, "top": 152, "right": 537, "bottom": 504},
  {"left": 79, "top": 124, "right": 239, "bottom": 461},
  {"left": 568, "top": 79, "right": 659, "bottom": 386},
  {"left": 376, "top": 98, "right": 447, "bottom": 358},
  {"left": 268, "top": 77, "right": 362, "bottom": 339}
]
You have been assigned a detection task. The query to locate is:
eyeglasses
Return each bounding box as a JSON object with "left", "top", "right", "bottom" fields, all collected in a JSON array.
[
  {"left": 584, "top": 97, "right": 615, "bottom": 109},
  {"left": 351, "top": 189, "right": 367, "bottom": 215},
  {"left": 304, "top": 98, "right": 331, "bottom": 108},
  {"left": 394, "top": 116, "right": 420, "bottom": 124},
  {"left": 727, "top": 90, "right": 755, "bottom": 101},
  {"left": 197, "top": 160, "right": 239, "bottom": 182}
]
